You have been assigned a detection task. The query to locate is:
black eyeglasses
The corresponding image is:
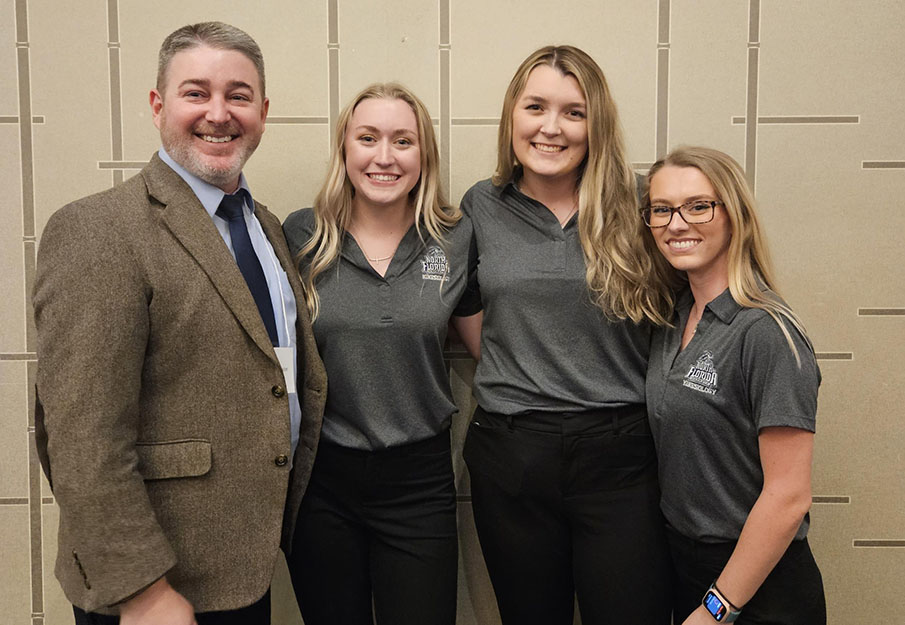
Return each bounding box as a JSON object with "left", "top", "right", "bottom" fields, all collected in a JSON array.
[{"left": 641, "top": 200, "right": 721, "bottom": 228}]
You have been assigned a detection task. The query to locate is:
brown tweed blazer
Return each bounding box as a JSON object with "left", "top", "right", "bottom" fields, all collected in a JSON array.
[{"left": 33, "top": 154, "right": 326, "bottom": 614}]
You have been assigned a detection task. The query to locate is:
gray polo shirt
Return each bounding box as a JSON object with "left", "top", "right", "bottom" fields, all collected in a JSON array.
[
  {"left": 283, "top": 208, "right": 480, "bottom": 450},
  {"left": 646, "top": 287, "right": 820, "bottom": 543},
  {"left": 461, "top": 178, "right": 650, "bottom": 415}
]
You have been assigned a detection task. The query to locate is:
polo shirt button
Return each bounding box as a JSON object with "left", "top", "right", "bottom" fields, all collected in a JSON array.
[
  {"left": 379, "top": 284, "right": 389, "bottom": 291},
  {"left": 271, "top": 384, "right": 285, "bottom": 398},
  {"left": 274, "top": 454, "right": 288, "bottom": 467}
]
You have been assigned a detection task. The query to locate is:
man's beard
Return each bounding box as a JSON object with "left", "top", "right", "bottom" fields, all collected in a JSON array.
[{"left": 160, "top": 121, "right": 260, "bottom": 189}]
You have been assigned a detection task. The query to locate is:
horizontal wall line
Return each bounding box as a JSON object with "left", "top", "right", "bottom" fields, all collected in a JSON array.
[
  {"left": 853, "top": 539, "right": 905, "bottom": 548},
  {"left": 859, "top": 308, "right": 905, "bottom": 316},
  {"left": 456, "top": 494, "right": 472, "bottom": 503},
  {"left": 42, "top": 497, "right": 53, "bottom": 504},
  {"left": 452, "top": 118, "right": 500, "bottom": 126},
  {"left": 815, "top": 352, "right": 853, "bottom": 360},
  {"left": 0, "top": 352, "right": 37, "bottom": 360},
  {"left": 812, "top": 496, "right": 850, "bottom": 504},
  {"left": 731, "top": 115, "right": 859, "bottom": 125},
  {"left": 98, "top": 161, "right": 147, "bottom": 170},
  {"left": 0, "top": 498, "right": 28, "bottom": 505},
  {"left": 862, "top": 161, "right": 905, "bottom": 169},
  {"left": 267, "top": 116, "right": 329, "bottom": 124},
  {"left": 0, "top": 115, "right": 44, "bottom": 123}
]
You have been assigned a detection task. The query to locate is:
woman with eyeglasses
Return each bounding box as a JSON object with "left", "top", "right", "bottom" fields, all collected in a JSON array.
[
  {"left": 455, "top": 45, "right": 673, "bottom": 625},
  {"left": 642, "top": 146, "right": 826, "bottom": 624}
]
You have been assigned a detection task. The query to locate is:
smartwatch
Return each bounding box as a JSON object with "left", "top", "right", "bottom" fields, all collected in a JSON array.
[{"left": 702, "top": 582, "right": 742, "bottom": 622}]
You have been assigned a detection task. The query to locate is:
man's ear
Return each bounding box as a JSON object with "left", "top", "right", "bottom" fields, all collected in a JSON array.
[{"left": 150, "top": 89, "right": 164, "bottom": 129}]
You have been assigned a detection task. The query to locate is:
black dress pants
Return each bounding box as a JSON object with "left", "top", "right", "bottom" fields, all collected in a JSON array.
[
  {"left": 287, "top": 431, "right": 458, "bottom": 625},
  {"left": 72, "top": 589, "right": 270, "bottom": 625},
  {"left": 667, "top": 527, "right": 826, "bottom": 624},
  {"left": 463, "top": 406, "right": 673, "bottom": 625}
]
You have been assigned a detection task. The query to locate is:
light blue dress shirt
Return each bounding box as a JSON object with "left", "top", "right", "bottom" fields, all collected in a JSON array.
[{"left": 159, "top": 148, "right": 301, "bottom": 458}]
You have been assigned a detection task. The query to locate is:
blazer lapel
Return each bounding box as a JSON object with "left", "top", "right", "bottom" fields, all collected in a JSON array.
[{"left": 143, "top": 156, "right": 278, "bottom": 363}]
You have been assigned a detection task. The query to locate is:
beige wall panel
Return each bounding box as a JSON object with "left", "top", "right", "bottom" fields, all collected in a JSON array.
[
  {"left": 29, "top": 2, "right": 112, "bottom": 234},
  {"left": 758, "top": 1, "right": 904, "bottom": 118},
  {"left": 449, "top": 126, "right": 497, "bottom": 205},
  {"left": 0, "top": 127, "right": 25, "bottom": 353},
  {"left": 0, "top": 7, "right": 17, "bottom": 112},
  {"left": 810, "top": 362, "right": 858, "bottom": 495},
  {"left": 845, "top": 323, "right": 905, "bottom": 532},
  {"left": 667, "top": 0, "right": 747, "bottom": 157},
  {"left": 0, "top": 506, "right": 30, "bottom": 622},
  {"left": 271, "top": 553, "right": 304, "bottom": 625},
  {"left": 450, "top": 0, "right": 657, "bottom": 160},
  {"left": 242, "top": 124, "right": 331, "bottom": 220},
  {"left": 0, "top": 362, "right": 27, "bottom": 498},
  {"left": 338, "top": 2, "right": 439, "bottom": 111},
  {"left": 754, "top": 124, "right": 885, "bottom": 349},
  {"left": 42, "top": 502, "right": 74, "bottom": 625}
]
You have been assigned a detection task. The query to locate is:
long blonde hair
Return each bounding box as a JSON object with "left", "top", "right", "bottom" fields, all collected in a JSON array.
[
  {"left": 299, "top": 83, "right": 459, "bottom": 319},
  {"left": 494, "top": 45, "right": 675, "bottom": 324},
  {"left": 644, "top": 146, "right": 811, "bottom": 362}
]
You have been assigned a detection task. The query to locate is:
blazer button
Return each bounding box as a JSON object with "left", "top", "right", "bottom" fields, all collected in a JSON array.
[
  {"left": 274, "top": 454, "right": 289, "bottom": 467},
  {"left": 271, "top": 384, "right": 285, "bottom": 398}
]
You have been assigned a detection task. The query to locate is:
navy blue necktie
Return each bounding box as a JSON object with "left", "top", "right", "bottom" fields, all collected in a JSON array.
[{"left": 216, "top": 192, "right": 279, "bottom": 346}]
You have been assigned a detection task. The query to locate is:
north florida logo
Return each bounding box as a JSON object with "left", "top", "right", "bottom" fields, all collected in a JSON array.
[
  {"left": 683, "top": 350, "right": 718, "bottom": 395},
  {"left": 421, "top": 245, "right": 449, "bottom": 281}
]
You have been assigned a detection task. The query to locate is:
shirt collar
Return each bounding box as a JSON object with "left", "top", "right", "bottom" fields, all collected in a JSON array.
[
  {"left": 158, "top": 147, "right": 254, "bottom": 217},
  {"left": 705, "top": 287, "right": 743, "bottom": 324}
]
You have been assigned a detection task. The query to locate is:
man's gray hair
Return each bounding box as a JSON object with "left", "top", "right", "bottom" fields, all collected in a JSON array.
[{"left": 157, "top": 21, "right": 265, "bottom": 95}]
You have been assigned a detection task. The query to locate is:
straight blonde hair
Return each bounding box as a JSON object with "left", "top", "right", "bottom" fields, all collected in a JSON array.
[
  {"left": 494, "top": 45, "right": 675, "bottom": 324},
  {"left": 299, "top": 83, "right": 459, "bottom": 319},
  {"left": 644, "top": 146, "right": 812, "bottom": 363}
]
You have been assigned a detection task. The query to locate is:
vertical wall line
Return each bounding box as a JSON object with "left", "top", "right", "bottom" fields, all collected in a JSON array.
[
  {"left": 745, "top": 0, "right": 761, "bottom": 189},
  {"left": 327, "top": 0, "right": 340, "bottom": 140},
  {"left": 107, "top": 0, "right": 124, "bottom": 187},
  {"left": 16, "top": 2, "right": 44, "bottom": 615},
  {"left": 439, "top": 0, "right": 451, "bottom": 193},
  {"left": 655, "top": 0, "right": 670, "bottom": 159}
]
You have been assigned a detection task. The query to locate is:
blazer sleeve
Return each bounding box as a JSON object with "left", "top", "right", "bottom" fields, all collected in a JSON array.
[{"left": 33, "top": 199, "right": 177, "bottom": 611}]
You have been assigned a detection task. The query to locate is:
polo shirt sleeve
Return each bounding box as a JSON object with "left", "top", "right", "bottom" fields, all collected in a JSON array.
[
  {"left": 452, "top": 216, "right": 482, "bottom": 317},
  {"left": 741, "top": 314, "right": 819, "bottom": 433},
  {"left": 282, "top": 208, "right": 316, "bottom": 260}
]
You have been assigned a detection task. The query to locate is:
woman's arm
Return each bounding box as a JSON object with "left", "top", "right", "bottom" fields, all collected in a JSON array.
[
  {"left": 450, "top": 311, "right": 483, "bottom": 361},
  {"left": 682, "top": 426, "right": 814, "bottom": 624}
]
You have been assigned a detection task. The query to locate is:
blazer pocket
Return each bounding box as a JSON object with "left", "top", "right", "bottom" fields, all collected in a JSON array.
[{"left": 136, "top": 439, "right": 212, "bottom": 481}]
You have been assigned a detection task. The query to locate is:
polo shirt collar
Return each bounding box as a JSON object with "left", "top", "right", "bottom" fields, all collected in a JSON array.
[
  {"left": 705, "top": 287, "right": 743, "bottom": 324},
  {"left": 158, "top": 147, "right": 254, "bottom": 217}
]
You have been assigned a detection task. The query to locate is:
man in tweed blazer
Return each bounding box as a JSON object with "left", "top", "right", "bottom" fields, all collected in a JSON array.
[{"left": 33, "top": 22, "right": 325, "bottom": 624}]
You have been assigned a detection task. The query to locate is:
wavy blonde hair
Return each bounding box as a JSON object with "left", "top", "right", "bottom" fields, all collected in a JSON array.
[
  {"left": 493, "top": 45, "right": 675, "bottom": 323},
  {"left": 299, "top": 83, "right": 459, "bottom": 319},
  {"left": 644, "top": 146, "right": 812, "bottom": 362}
]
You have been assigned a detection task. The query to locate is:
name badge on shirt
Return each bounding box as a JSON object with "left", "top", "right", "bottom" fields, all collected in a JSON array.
[{"left": 274, "top": 346, "right": 297, "bottom": 394}]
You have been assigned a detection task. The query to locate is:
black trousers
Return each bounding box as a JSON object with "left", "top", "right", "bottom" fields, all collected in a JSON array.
[
  {"left": 72, "top": 589, "right": 270, "bottom": 625},
  {"left": 463, "top": 406, "right": 673, "bottom": 625},
  {"left": 286, "top": 431, "right": 458, "bottom": 625},
  {"left": 667, "top": 527, "right": 826, "bottom": 624}
]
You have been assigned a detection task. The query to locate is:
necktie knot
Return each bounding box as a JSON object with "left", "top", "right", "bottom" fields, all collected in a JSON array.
[{"left": 217, "top": 192, "right": 248, "bottom": 221}]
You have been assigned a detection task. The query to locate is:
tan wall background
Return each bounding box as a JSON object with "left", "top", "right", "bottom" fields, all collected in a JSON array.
[{"left": 2, "top": 0, "right": 903, "bottom": 623}]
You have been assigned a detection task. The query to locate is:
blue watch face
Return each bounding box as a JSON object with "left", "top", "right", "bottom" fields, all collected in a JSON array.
[{"left": 704, "top": 591, "right": 727, "bottom": 621}]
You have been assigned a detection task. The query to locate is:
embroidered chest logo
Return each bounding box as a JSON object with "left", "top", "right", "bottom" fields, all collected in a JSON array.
[
  {"left": 683, "top": 350, "right": 718, "bottom": 395},
  {"left": 421, "top": 245, "right": 448, "bottom": 281}
]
